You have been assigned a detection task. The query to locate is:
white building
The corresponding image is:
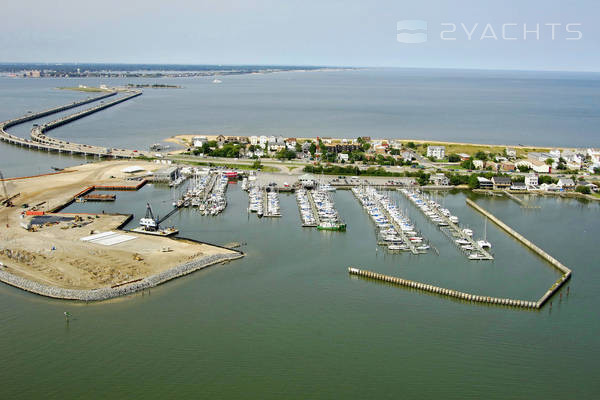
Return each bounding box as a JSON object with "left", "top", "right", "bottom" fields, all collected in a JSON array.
[
  {"left": 426, "top": 146, "right": 445, "bottom": 160},
  {"left": 192, "top": 136, "right": 208, "bottom": 147},
  {"left": 524, "top": 173, "right": 538, "bottom": 187},
  {"left": 338, "top": 153, "right": 349, "bottom": 163},
  {"left": 249, "top": 135, "right": 259, "bottom": 146},
  {"left": 259, "top": 135, "right": 268, "bottom": 148},
  {"left": 505, "top": 148, "right": 517, "bottom": 158},
  {"left": 473, "top": 159, "right": 485, "bottom": 169},
  {"left": 587, "top": 148, "right": 600, "bottom": 164},
  {"left": 430, "top": 173, "right": 449, "bottom": 186}
]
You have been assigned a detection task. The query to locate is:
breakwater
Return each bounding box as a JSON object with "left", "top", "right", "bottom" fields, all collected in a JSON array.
[
  {"left": 0, "top": 252, "right": 243, "bottom": 301},
  {"left": 348, "top": 267, "right": 538, "bottom": 308},
  {"left": 349, "top": 199, "right": 572, "bottom": 309},
  {"left": 466, "top": 198, "right": 571, "bottom": 307}
]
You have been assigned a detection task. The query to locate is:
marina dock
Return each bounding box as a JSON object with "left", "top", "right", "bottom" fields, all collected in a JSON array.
[
  {"left": 400, "top": 189, "right": 493, "bottom": 260},
  {"left": 352, "top": 186, "right": 428, "bottom": 254},
  {"left": 305, "top": 190, "right": 322, "bottom": 226}
]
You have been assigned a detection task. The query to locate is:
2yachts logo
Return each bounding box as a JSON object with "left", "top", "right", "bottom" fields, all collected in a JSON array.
[
  {"left": 396, "top": 20, "right": 428, "bottom": 43},
  {"left": 397, "top": 21, "right": 583, "bottom": 43}
]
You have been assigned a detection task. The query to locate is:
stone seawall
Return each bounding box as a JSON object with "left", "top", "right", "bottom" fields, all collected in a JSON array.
[{"left": 0, "top": 252, "right": 243, "bottom": 301}]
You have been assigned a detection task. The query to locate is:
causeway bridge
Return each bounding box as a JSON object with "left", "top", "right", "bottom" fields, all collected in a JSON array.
[{"left": 0, "top": 91, "right": 152, "bottom": 159}]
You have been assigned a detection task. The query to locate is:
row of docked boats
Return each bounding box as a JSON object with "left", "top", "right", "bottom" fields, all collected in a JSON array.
[
  {"left": 296, "top": 188, "right": 317, "bottom": 226},
  {"left": 400, "top": 189, "right": 492, "bottom": 260},
  {"left": 312, "top": 187, "right": 346, "bottom": 231},
  {"left": 175, "top": 172, "right": 228, "bottom": 215},
  {"left": 353, "top": 186, "right": 429, "bottom": 253},
  {"left": 248, "top": 185, "right": 264, "bottom": 217},
  {"left": 265, "top": 190, "right": 281, "bottom": 217}
]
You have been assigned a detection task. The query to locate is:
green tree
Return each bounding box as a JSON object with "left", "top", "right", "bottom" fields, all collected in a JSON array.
[
  {"left": 309, "top": 143, "right": 317, "bottom": 155},
  {"left": 461, "top": 159, "right": 475, "bottom": 169},
  {"left": 474, "top": 151, "right": 488, "bottom": 161},
  {"left": 468, "top": 174, "right": 480, "bottom": 189},
  {"left": 575, "top": 185, "right": 591, "bottom": 194},
  {"left": 406, "top": 142, "right": 416, "bottom": 149},
  {"left": 545, "top": 158, "right": 554, "bottom": 165},
  {"left": 448, "top": 153, "right": 461, "bottom": 162}
]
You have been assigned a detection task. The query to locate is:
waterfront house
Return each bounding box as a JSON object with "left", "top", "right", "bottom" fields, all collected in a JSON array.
[
  {"left": 457, "top": 153, "right": 470, "bottom": 161},
  {"left": 540, "top": 183, "right": 560, "bottom": 192},
  {"left": 505, "top": 148, "right": 517, "bottom": 158},
  {"left": 259, "top": 135, "right": 268, "bottom": 148},
  {"left": 578, "top": 181, "right": 599, "bottom": 192},
  {"left": 216, "top": 135, "right": 226, "bottom": 146},
  {"left": 430, "top": 173, "right": 450, "bottom": 186},
  {"left": 524, "top": 173, "right": 538, "bottom": 187},
  {"left": 338, "top": 153, "right": 349, "bottom": 163},
  {"left": 401, "top": 151, "right": 414, "bottom": 163},
  {"left": 491, "top": 176, "right": 512, "bottom": 190},
  {"left": 477, "top": 177, "right": 493, "bottom": 189},
  {"left": 426, "top": 146, "right": 445, "bottom": 160},
  {"left": 511, "top": 181, "right": 527, "bottom": 191},
  {"left": 249, "top": 136, "right": 259, "bottom": 145},
  {"left": 586, "top": 148, "right": 600, "bottom": 164},
  {"left": 557, "top": 178, "right": 575, "bottom": 191}
]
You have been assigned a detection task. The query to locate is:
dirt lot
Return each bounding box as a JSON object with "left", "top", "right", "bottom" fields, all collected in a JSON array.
[{"left": 0, "top": 160, "right": 237, "bottom": 290}]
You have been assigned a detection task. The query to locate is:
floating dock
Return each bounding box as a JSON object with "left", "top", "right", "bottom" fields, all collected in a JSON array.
[{"left": 400, "top": 189, "right": 493, "bottom": 260}]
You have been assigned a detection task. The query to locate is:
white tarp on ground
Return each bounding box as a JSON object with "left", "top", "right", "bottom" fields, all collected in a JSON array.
[
  {"left": 80, "top": 231, "right": 136, "bottom": 246},
  {"left": 122, "top": 166, "right": 144, "bottom": 173}
]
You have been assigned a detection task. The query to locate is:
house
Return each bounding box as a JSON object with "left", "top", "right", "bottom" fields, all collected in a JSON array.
[
  {"left": 500, "top": 162, "right": 515, "bottom": 172},
  {"left": 516, "top": 160, "right": 550, "bottom": 173},
  {"left": 491, "top": 176, "right": 512, "bottom": 190},
  {"left": 426, "top": 146, "right": 445, "bottom": 160},
  {"left": 524, "top": 173, "right": 538, "bottom": 187},
  {"left": 192, "top": 136, "right": 208, "bottom": 147},
  {"left": 216, "top": 135, "right": 226, "bottom": 145},
  {"left": 457, "top": 153, "right": 470, "bottom": 161},
  {"left": 477, "top": 177, "right": 493, "bottom": 189},
  {"left": 430, "top": 173, "right": 449, "bottom": 186},
  {"left": 259, "top": 135, "right": 268, "bottom": 148},
  {"left": 337, "top": 153, "right": 349, "bottom": 163},
  {"left": 578, "top": 181, "right": 599, "bottom": 192},
  {"left": 540, "top": 183, "right": 560, "bottom": 192},
  {"left": 511, "top": 181, "right": 527, "bottom": 191},
  {"left": 505, "top": 148, "right": 517, "bottom": 158},
  {"left": 587, "top": 148, "right": 600, "bottom": 164},
  {"left": 557, "top": 178, "right": 575, "bottom": 190},
  {"left": 473, "top": 159, "right": 485, "bottom": 170},
  {"left": 334, "top": 144, "right": 360, "bottom": 153},
  {"left": 400, "top": 151, "right": 414, "bottom": 163},
  {"left": 249, "top": 136, "right": 259, "bottom": 146}
]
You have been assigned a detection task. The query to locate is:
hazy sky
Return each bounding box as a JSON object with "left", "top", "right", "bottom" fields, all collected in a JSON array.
[{"left": 2, "top": 0, "right": 599, "bottom": 71}]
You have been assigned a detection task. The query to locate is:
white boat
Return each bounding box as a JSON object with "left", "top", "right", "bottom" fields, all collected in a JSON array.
[
  {"left": 462, "top": 228, "right": 473, "bottom": 236},
  {"left": 477, "top": 240, "right": 491, "bottom": 249}
]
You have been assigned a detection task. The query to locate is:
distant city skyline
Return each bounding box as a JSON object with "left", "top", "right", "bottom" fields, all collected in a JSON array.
[{"left": 2, "top": 0, "right": 599, "bottom": 72}]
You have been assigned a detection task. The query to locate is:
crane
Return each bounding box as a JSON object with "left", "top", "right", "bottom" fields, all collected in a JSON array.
[{"left": 139, "top": 203, "right": 159, "bottom": 231}]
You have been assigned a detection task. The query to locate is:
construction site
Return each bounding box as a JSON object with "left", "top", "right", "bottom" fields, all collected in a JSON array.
[{"left": 0, "top": 161, "right": 243, "bottom": 300}]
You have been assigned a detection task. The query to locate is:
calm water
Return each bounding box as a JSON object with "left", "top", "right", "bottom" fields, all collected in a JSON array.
[
  {"left": 1, "top": 71, "right": 600, "bottom": 398},
  {"left": 1, "top": 68, "right": 600, "bottom": 177},
  {"left": 0, "top": 184, "right": 599, "bottom": 399}
]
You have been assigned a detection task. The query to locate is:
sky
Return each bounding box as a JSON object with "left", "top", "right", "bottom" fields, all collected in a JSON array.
[{"left": 1, "top": 0, "right": 599, "bottom": 71}]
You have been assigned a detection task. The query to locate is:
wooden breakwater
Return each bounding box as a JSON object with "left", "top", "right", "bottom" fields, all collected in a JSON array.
[
  {"left": 466, "top": 198, "right": 571, "bottom": 307},
  {"left": 348, "top": 268, "right": 538, "bottom": 309},
  {"left": 349, "top": 200, "right": 572, "bottom": 310}
]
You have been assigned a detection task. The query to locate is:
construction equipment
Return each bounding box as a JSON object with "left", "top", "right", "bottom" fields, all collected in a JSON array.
[
  {"left": 139, "top": 203, "right": 160, "bottom": 231},
  {"left": 0, "top": 170, "right": 14, "bottom": 207}
]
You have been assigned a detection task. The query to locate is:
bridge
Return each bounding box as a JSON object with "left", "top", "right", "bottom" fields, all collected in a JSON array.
[{"left": 0, "top": 91, "right": 152, "bottom": 159}]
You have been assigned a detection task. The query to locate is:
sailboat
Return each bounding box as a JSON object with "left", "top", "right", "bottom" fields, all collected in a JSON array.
[{"left": 477, "top": 217, "right": 492, "bottom": 249}]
